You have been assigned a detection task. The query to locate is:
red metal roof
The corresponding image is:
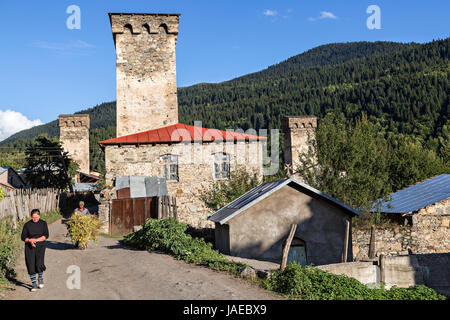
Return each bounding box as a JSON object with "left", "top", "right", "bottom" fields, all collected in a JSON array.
[{"left": 99, "top": 123, "right": 266, "bottom": 146}]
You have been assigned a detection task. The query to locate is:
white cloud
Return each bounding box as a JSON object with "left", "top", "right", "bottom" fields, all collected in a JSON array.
[
  {"left": 0, "top": 110, "right": 43, "bottom": 141},
  {"left": 34, "top": 40, "right": 96, "bottom": 50},
  {"left": 308, "top": 11, "right": 338, "bottom": 21},
  {"left": 320, "top": 11, "right": 337, "bottom": 19},
  {"left": 264, "top": 9, "right": 278, "bottom": 16}
]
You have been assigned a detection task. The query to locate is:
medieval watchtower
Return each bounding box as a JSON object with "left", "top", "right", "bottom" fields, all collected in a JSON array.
[
  {"left": 58, "top": 114, "right": 90, "bottom": 174},
  {"left": 109, "top": 13, "right": 180, "bottom": 137},
  {"left": 282, "top": 116, "right": 317, "bottom": 174}
]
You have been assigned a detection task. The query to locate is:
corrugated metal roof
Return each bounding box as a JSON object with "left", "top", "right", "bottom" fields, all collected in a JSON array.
[
  {"left": 99, "top": 123, "right": 266, "bottom": 146},
  {"left": 371, "top": 174, "right": 450, "bottom": 214},
  {"left": 115, "top": 176, "right": 168, "bottom": 198},
  {"left": 208, "top": 177, "right": 363, "bottom": 224}
]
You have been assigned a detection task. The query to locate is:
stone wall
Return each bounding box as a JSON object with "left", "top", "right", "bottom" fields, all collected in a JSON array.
[
  {"left": 110, "top": 13, "right": 180, "bottom": 137},
  {"left": 58, "top": 114, "right": 90, "bottom": 174},
  {"left": 281, "top": 116, "right": 317, "bottom": 176},
  {"left": 353, "top": 198, "right": 450, "bottom": 260},
  {"left": 104, "top": 140, "right": 264, "bottom": 228}
]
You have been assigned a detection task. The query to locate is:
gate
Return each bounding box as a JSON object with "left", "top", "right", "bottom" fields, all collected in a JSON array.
[{"left": 110, "top": 196, "right": 177, "bottom": 236}]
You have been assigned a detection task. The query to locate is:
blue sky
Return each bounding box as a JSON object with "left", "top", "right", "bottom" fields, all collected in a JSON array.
[{"left": 0, "top": 0, "right": 449, "bottom": 141}]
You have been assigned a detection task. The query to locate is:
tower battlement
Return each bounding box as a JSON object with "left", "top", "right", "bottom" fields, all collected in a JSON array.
[{"left": 109, "top": 13, "right": 180, "bottom": 35}]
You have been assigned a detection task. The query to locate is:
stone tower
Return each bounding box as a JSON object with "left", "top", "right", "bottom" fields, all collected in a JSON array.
[
  {"left": 58, "top": 114, "right": 90, "bottom": 174},
  {"left": 282, "top": 116, "right": 317, "bottom": 174},
  {"left": 109, "top": 13, "right": 180, "bottom": 137}
]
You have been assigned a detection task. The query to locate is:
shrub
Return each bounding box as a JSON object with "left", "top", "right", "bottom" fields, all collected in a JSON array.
[
  {"left": 263, "top": 262, "right": 447, "bottom": 300},
  {"left": 66, "top": 213, "right": 102, "bottom": 249},
  {"left": 0, "top": 217, "right": 22, "bottom": 279},
  {"left": 124, "top": 218, "right": 246, "bottom": 275}
]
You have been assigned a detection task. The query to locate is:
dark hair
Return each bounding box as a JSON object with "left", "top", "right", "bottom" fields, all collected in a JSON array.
[{"left": 30, "top": 209, "right": 41, "bottom": 216}]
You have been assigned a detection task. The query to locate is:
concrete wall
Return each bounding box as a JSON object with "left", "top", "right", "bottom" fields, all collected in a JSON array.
[
  {"left": 317, "top": 253, "right": 450, "bottom": 296},
  {"left": 223, "top": 183, "right": 353, "bottom": 266},
  {"left": 104, "top": 140, "right": 264, "bottom": 228},
  {"left": 110, "top": 13, "right": 180, "bottom": 137},
  {"left": 59, "top": 114, "right": 90, "bottom": 174}
]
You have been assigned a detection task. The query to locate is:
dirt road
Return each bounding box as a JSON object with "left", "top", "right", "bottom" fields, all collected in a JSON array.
[{"left": 4, "top": 219, "right": 279, "bottom": 300}]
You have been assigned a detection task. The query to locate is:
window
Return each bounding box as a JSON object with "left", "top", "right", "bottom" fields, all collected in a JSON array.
[
  {"left": 161, "top": 155, "right": 178, "bottom": 182},
  {"left": 214, "top": 153, "right": 230, "bottom": 180}
]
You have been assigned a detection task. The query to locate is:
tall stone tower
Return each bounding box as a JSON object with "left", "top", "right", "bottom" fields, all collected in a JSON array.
[
  {"left": 282, "top": 116, "right": 317, "bottom": 174},
  {"left": 109, "top": 13, "right": 180, "bottom": 137},
  {"left": 58, "top": 114, "right": 90, "bottom": 174}
]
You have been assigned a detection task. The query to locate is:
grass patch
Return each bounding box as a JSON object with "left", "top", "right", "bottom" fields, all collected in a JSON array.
[
  {"left": 123, "top": 218, "right": 247, "bottom": 275},
  {"left": 100, "top": 233, "right": 124, "bottom": 239},
  {"left": 263, "top": 262, "right": 447, "bottom": 300}
]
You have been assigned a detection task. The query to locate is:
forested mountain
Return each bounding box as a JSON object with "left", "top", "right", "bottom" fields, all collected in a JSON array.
[{"left": 1, "top": 39, "right": 449, "bottom": 174}]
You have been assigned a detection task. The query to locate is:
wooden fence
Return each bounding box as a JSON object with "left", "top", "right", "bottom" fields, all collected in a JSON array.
[
  {"left": 0, "top": 188, "right": 60, "bottom": 228},
  {"left": 110, "top": 195, "right": 177, "bottom": 236}
]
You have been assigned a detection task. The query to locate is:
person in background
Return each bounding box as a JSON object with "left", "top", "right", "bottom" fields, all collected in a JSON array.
[
  {"left": 21, "top": 209, "right": 49, "bottom": 292},
  {"left": 73, "top": 201, "right": 90, "bottom": 216}
]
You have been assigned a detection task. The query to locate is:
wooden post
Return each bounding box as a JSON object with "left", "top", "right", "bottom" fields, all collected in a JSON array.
[
  {"left": 280, "top": 224, "right": 297, "bottom": 271},
  {"left": 342, "top": 219, "right": 350, "bottom": 263},
  {"left": 379, "top": 254, "right": 386, "bottom": 284},
  {"left": 173, "top": 197, "right": 177, "bottom": 220},
  {"left": 368, "top": 225, "right": 376, "bottom": 259}
]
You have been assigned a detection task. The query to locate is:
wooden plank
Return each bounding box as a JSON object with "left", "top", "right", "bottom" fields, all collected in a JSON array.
[
  {"left": 123, "top": 198, "right": 133, "bottom": 235},
  {"left": 369, "top": 225, "right": 376, "bottom": 259},
  {"left": 133, "top": 198, "right": 145, "bottom": 227},
  {"left": 280, "top": 224, "right": 297, "bottom": 271},
  {"left": 342, "top": 220, "right": 350, "bottom": 263},
  {"left": 111, "top": 200, "right": 124, "bottom": 236},
  {"left": 173, "top": 197, "right": 177, "bottom": 220}
]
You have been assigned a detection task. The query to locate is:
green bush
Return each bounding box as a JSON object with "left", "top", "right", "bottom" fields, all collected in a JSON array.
[
  {"left": 263, "top": 262, "right": 447, "bottom": 300},
  {"left": 123, "top": 218, "right": 246, "bottom": 275},
  {"left": 66, "top": 213, "right": 102, "bottom": 249}
]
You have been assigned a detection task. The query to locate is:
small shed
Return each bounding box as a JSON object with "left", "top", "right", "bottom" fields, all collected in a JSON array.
[{"left": 208, "top": 178, "right": 363, "bottom": 266}]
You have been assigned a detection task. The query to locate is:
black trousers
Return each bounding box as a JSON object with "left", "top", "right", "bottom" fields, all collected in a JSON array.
[{"left": 25, "top": 243, "right": 46, "bottom": 275}]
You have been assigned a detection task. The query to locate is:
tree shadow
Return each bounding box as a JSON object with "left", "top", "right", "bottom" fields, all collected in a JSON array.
[{"left": 45, "top": 241, "right": 76, "bottom": 250}]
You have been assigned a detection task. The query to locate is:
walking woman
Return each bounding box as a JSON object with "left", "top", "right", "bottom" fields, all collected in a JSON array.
[{"left": 21, "top": 209, "right": 49, "bottom": 292}]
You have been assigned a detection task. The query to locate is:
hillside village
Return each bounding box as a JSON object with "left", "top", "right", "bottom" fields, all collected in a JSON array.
[{"left": 0, "top": 11, "right": 449, "bottom": 301}]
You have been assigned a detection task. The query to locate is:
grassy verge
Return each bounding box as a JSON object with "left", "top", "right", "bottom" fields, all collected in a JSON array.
[
  {"left": 124, "top": 217, "right": 447, "bottom": 301},
  {"left": 0, "top": 210, "right": 62, "bottom": 297},
  {"left": 262, "top": 262, "right": 447, "bottom": 300},
  {"left": 123, "top": 218, "right": 247, "bottom": 275}
]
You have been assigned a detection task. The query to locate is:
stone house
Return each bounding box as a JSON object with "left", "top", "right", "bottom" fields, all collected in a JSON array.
[
  {"left": 100, "top": 123, "right": 265, "bottom": 228},
  {"left": 353, "top": 174, "right": 450, "bottom": 259},
  {"left": 208, "top": 177, "right": 363, "bottom": 266}
]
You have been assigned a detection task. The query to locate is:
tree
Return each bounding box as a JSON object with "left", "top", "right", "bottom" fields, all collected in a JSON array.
[
  {"left": 296, "top": 113, "right": 391, "bottom": 213},
  {"left": 25, "top": 135, "right": 78, "bottom": 190}
]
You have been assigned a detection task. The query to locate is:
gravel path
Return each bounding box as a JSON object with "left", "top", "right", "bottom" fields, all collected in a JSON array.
[{"left": 4, "top": 219, "right": 280, "bottom": 300}]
